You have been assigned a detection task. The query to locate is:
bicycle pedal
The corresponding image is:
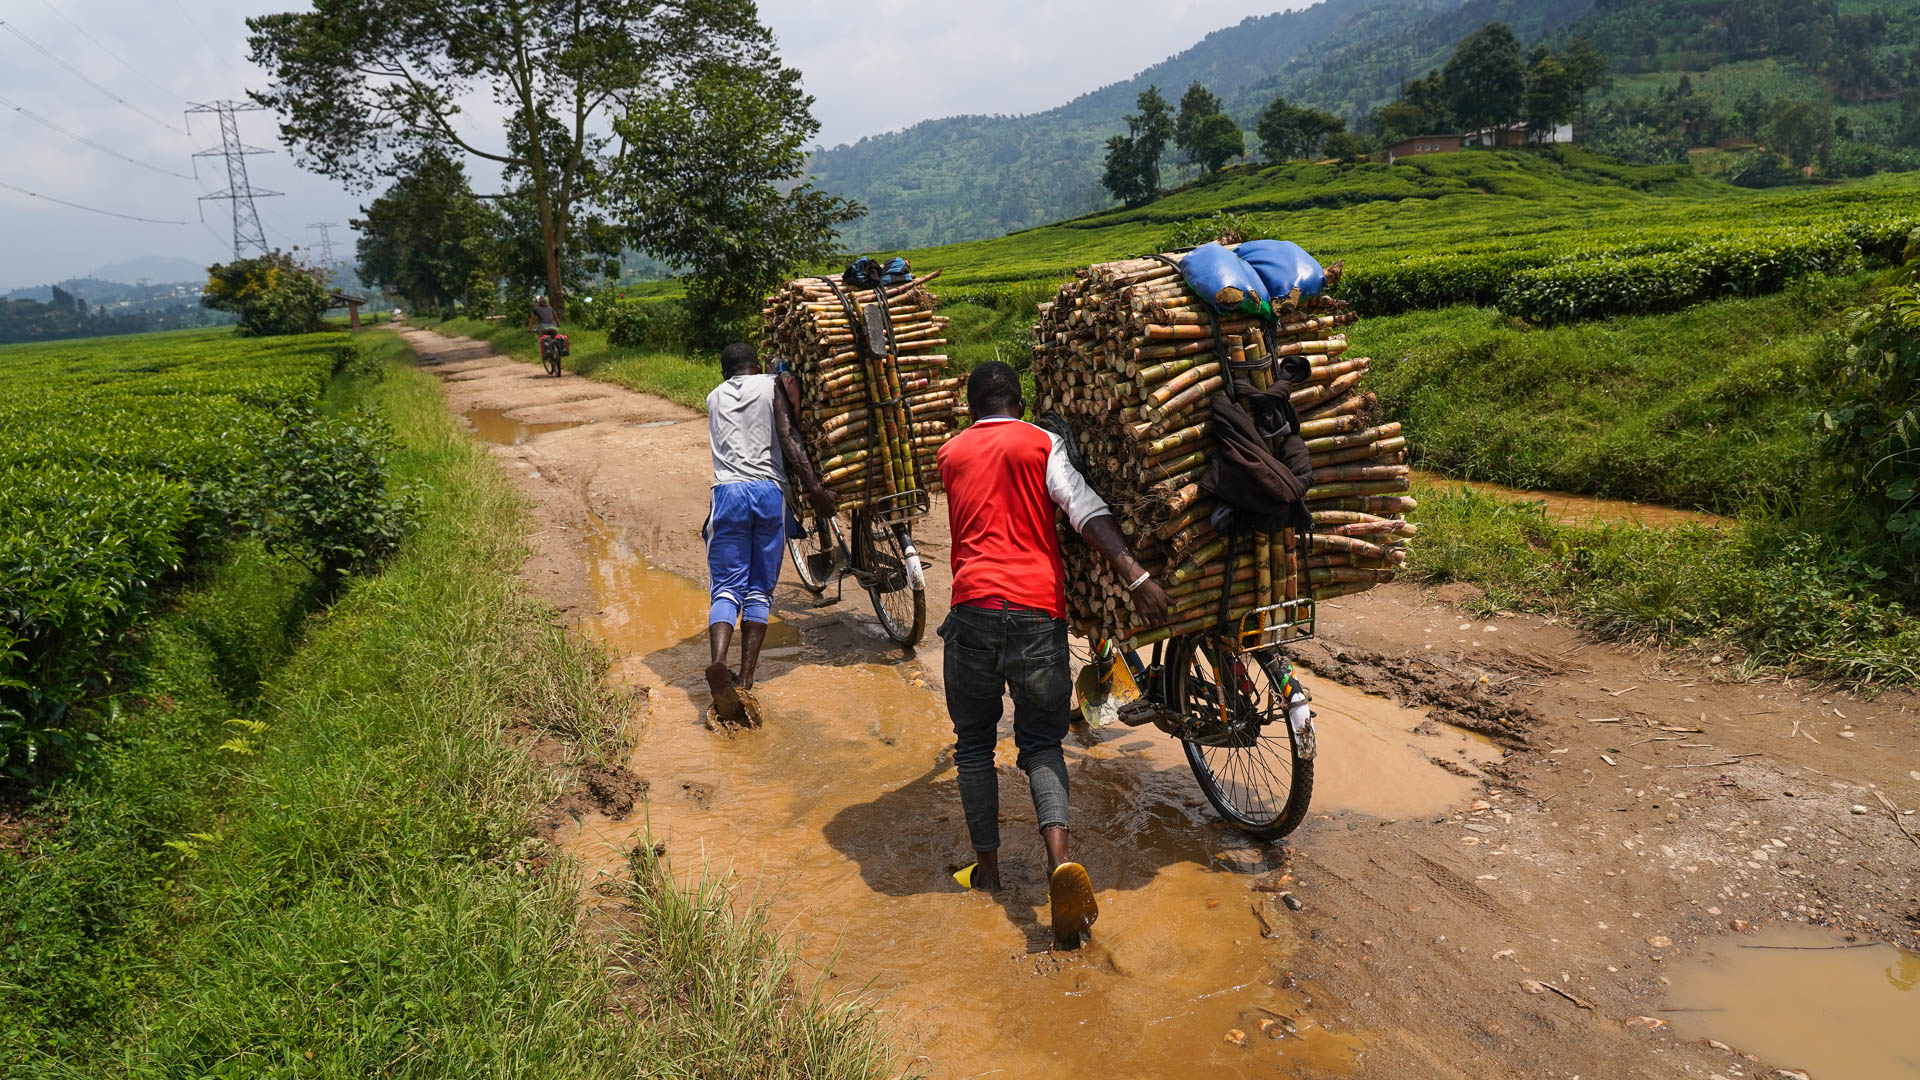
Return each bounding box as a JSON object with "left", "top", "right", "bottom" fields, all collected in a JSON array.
[{"left": 1116, "top": 700, "right": 1181, "bottom": 731}]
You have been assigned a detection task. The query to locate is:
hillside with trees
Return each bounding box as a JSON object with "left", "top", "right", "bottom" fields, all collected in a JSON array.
[{"left": 811, "top": 0, "right": 1920, "bottom": 249}]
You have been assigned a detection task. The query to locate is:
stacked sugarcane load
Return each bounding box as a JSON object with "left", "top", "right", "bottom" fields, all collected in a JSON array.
[
  {"left": 1031, "top": 249, "right": 1414, "bottom": 643},
  {"left": 761, "top": 272, "right": 964, "bottom": 510}
]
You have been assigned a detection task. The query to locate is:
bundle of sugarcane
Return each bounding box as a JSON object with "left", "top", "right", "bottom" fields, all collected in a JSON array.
[
  {"left": 761, "top": 272, "right": 963, "bottom": 510},
  {"left": 1032, "top": 249, "right": 1414, "bottom": 643}
]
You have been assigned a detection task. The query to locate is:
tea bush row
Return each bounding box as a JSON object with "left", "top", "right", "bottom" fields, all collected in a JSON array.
[
  {"left": 1340, "top": 212, "right": 1920, "bottom": 322},
  {"left": 0, "top": 331, "right": 394, "bottom": 780}
]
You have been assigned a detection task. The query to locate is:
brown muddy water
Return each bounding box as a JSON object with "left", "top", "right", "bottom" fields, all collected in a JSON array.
[
  {"left": 557, "top": 514, "right": 1497, "bottom": 1078},
  {"left": 1664, "top": 927, "right": 1920, "bottom": 1079},
  {"left": 465, "top": 406, "right": 587, "bottom": 445},
  {"left": 1412, "top": 469, "right": 1728, "bottom": 529}
]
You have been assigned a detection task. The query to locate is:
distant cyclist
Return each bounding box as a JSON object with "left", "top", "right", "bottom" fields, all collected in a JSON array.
[
  {"left": 527, "top": 294, "right": 559, "bottom": 335},
  {"left": 528, "top": 295, "right": 563, "bottom": 376}
]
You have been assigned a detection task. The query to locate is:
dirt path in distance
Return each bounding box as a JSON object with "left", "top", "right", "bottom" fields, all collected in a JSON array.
[{"left": 405, "top": 327, "right": 1920, "bottom": 1080}]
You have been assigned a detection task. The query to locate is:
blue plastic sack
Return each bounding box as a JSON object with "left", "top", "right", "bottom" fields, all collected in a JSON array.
[
  {"left": 1237, "top": 240, "right": 1326, "bottom": 299},
  {"left": 1178, "top": 242, "right": 1269, "bottom": 317}
]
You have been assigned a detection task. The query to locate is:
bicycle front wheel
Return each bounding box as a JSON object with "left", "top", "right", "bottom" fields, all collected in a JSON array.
[
  {"left": 1168, "top": 637, "right": 1313, "bottom": 841},
  {"left": 863, "top": 520, "right": 925, "bottom": 647},
  {"left": 786, "top": 512, "right": 840, "bottom": 594}
]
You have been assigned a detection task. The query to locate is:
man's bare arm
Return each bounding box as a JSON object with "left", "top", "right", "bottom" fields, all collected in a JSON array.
[
  {"left": 1078, "top": 514, "right": 1170, "bottom": 628},
  {"left": 776, "top": 394, "right": 836, "bottom": 520}
]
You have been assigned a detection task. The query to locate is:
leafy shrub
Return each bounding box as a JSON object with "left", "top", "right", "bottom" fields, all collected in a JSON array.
[
  {"left": 1814, "top": 234, "right": 1920, "bottom": 593},
  {"left": 1825, "top": 141, "right": 1920, "bottom": 179},
  {"left": 1726, "top": 150, "right": 1797, "bottom": 189},
  {"left": 1586, "top": 124, "right": 1689, "bottom": 165},
  {"left": 1165, "top": 211, "right": 1268, "bottom": 249},
  {"left": 253, "top": 406, "right": 421, "bottom": 587},
  {"left": 606, "top": 297, "right": 688, "bottom": 349},
  {"left": 201, "top": 253, "right": 332, "bottom": 337}
]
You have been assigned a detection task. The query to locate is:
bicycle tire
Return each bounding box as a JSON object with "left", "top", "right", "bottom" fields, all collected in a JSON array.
[
  {"left": 863, "top": 521, "right": 925, "bottom": 647},
  {"left": 1168, "top": 636, "right": 1313, "bottom": 841}
]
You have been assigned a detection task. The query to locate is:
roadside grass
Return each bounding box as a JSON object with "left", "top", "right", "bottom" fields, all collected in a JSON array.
[
  {"left": 421, "top": 316, "right": 716, "bottom": 411},
  {"left": 1355, "top": 273, "right": 1875, "bottom": 513},
  {"left": 1, "top": 332, "right": 896, "bottom": 1076},
  {"left": 1408, "top": 480, "right": 1920, "bottom": 685}
]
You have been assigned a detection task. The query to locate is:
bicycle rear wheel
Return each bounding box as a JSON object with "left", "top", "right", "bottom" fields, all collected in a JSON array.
[
  {"left": 862, "top": 519, "right": 925, "bottom": 647},
  {"left": 1168, "top": 637, "right": 1313, "bottom": 841}
]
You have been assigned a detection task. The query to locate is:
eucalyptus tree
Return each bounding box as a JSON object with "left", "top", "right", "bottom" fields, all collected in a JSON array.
[{"left": 248, "top": 0, "right": 778, "bottom": 317}]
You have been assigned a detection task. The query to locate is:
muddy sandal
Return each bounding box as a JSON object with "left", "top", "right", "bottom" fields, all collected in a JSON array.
[
  {"left": 706, "top": 662, "right": 750, "bottom": 728},
  {"left": 1049, "top": 862, "right": 1099, "bottom": 949}
]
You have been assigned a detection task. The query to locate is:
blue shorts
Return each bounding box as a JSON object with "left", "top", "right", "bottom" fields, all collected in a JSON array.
[{"left": 705, "top": 480, "right": 784, "bottom": 626}]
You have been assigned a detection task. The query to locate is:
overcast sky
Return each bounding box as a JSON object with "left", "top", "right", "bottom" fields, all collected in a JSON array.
[{"left": 0, "top": 0, "right": 1294, "bottom": 290}]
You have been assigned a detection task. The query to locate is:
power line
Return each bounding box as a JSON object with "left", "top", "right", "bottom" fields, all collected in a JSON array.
[
  {"left": 35, "top": 0, "right": 183, "bottom": 102},
  {"left": 0, "top": 92, "right": 196, "bottom": 179},
  {"left": 189, "top": 100, "right": 280, "bottom": 259},
  {"left": 0, "top": 178, "right": 193, "bottom": 224},
  {"left": 0, "top": 18, "right": 190, "bottom": 136}
]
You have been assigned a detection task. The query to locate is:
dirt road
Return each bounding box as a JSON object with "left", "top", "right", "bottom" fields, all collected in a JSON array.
[{"left": 406, "top": 327, "right": 1920, "bottom": 1080}]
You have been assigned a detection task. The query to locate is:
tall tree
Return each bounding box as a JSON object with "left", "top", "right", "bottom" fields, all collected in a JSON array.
[
  {"left": 1523, "top": 54, "right": 1577, "bottom": 137},
  {"left": 1192, "top": 113, "right": 1245, "bottom": 173},
  {"left": 1558, "top": 36, "right": 1611, "bottom": 102},
  {"left": 352, "top": 149, "right": 499, "bottom": 313},
  {"left": 1443, "top": 22, "right": 1526, "bottom": 134},
  {"left": 1257, "top": 97, "right": 1345, "bottom": 162},
  {"left": 1134, "top": 86, "right": 1175, "bottom": 192},
  {"left": 1767, "top": 97, "right": 1836, "bottom": 167},
  {"left": 247, "top": 0, "right": 778, "bottom": 319},
  {"left": 1174, "top": 82, "right": 1224, "bottom": 170},
  {"left": 1375, "top": 69, "right": 1451, "bottom": 142},
  {"left": 1100, "top": 87, "right": 1177, "bottom": 207},
  {"left": 610, "top": 60, "right": 861, "bottom": 348}
]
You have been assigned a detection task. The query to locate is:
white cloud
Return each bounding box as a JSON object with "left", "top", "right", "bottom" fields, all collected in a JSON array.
[{"left": 1, "top": 0, "right": 1297, "bottom": 288}]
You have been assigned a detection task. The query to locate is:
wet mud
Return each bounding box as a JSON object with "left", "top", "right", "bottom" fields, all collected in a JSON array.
[
  {"left": 409, "top": 326, "right": 1920, "bottom": 1080},
  {"left": 554, "top": 504, "right": 1478, "bottom": 1077},
  {"left": 1664, "top": 926, "right": 1920, "bottom": 1078}
]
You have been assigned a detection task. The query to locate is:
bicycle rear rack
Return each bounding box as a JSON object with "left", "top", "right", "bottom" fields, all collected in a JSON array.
[
  {"left": 1227, "top": 598, "right": 1316, "bottom": 654},
  {"left": 868, "top": 488, "right": 931, "bottom": 525}
]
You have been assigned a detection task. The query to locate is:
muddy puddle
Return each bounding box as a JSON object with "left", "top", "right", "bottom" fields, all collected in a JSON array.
[
  {"left": 1664, "top": 927, "right": 1920, "bottom": 1079},
  {"left": 1412, "top": 469, "right": 1728, "bottom": 529},
  {"left": 558, "top": 513, "right": 1497, "bottom": 1077},
  {"left": 465, "top": 406, "right": 587, "bottom": 445}
]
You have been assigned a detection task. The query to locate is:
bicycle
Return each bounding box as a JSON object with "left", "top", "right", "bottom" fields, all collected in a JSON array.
[
  {"left": 787, "top": 490, "right": 929, "bottom": 647},
  {"left": 537, "top": 329, "right": 565, "bottom": 377},
  {"left": 1072, "top": 597, "right": 1319, "bottom": 841}
]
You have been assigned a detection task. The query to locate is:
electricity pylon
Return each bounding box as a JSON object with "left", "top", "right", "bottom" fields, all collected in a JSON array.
[{"left": 189, "top": 100, "right": 280, "bottom": 259}]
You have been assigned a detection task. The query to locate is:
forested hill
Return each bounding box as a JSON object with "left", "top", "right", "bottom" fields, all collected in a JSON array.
[
  {"left": 1221, "top": 0, "right": 1592, "bottom": 123},
  {"left": 811, "top": 0, "right": 1918, "bottom": 251},
  {"left": 805, "top": 0, "right": 1410, "bottom": 251}
]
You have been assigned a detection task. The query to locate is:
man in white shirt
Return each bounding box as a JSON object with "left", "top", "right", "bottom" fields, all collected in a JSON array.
[{"left": 704, "top": 342, "right": 832, "bottom": 726}]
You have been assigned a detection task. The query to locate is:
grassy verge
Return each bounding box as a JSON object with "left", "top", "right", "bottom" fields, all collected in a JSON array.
[
  {"left": 1, "top": 333, "right": 894, "bottom": 1076},
  {"left": 1408, "top": 479, "right": 1920, "bottom": 684},
  {"left": 419, "top": 316, "right": 717, "bottom": 411},
  {"left": 1354, "top": 273, "right": 1875, "bottom": 514}
]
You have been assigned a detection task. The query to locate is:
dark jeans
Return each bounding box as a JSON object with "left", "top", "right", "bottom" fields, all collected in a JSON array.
[{"left": 938, "top": 603, "right": 1072, "bottom": 853}]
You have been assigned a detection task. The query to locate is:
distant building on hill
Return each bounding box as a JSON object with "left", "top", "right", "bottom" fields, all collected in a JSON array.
[
  {"left": 1385, "top": 123, "right": 1576, "bottom": 164},
  {"left": 1384, "top": 134, "right": 1463, "bottom": 163}
]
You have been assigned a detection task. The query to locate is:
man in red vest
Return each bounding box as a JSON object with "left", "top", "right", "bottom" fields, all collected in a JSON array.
[{"left": 935, "top": 360, "right": 1169, "bottom": 947}]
